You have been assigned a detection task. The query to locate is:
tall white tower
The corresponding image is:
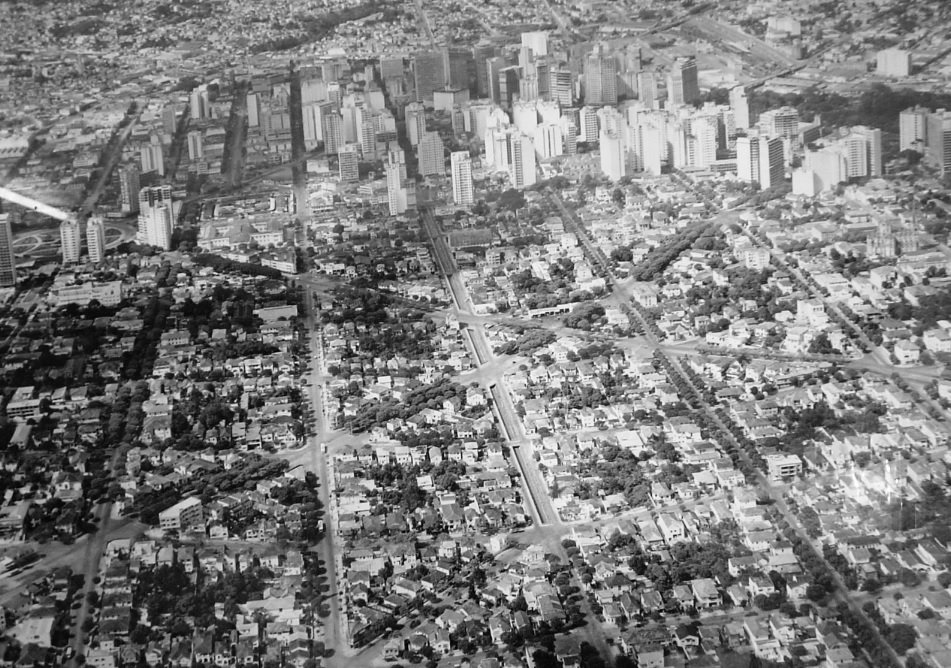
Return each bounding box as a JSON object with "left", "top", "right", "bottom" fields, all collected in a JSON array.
[{"left": 450, "top": 151, "right": 474, "bottom": 206}]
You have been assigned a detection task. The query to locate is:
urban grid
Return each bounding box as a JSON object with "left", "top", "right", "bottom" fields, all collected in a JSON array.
[{"left": 1, "top": 0, "right": 951, "bottom": 667}]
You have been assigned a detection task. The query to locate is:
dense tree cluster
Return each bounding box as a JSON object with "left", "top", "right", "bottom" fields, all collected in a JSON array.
[
  {"left": 496, "top": 330, "right": 557, "bottom": 356},
  {"left": 628, "top": 224, "right": 723, "bottom": 282},
  {"left": 347, "top": 378, "right": 468, "bottom": 432}
]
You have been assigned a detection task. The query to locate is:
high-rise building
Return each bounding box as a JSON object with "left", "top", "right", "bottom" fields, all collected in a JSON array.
[
  {"left": 637, "top": 71, "right": 657, "bottom": 108},
  {"left": 247, "top": 93, "right": 261, "bottom": 128},
  {"left": 137, "top": 186, "right": 175, "bottom": 251},
  {"left": 486, "top": 57, "right": 507, "bottom": 104},
  {"left": 508, "top": 132, "right": 536, "bottom": 189},
  {"left": 86, "top": 216, "right": 105, "bottom": 264},
  {"left": 600, "top": 127, "right": 626, "bottom": 181},
  {"left": 804, "top": 148, "right": 848, "bottom": 192},
  {"left": 549, "top": 67, "right": 574, "bottom": 106},
  {"left": 0, "top": 214, "right": 15, "bottom": 286},
  {"left": 667, "top": 56, "right": 700, "bottom": 106},
  {"left": 405, "top": 102, "right": 427, "bottom": 146},
  {"left": 534, "top": 123, "right": 563, "bottom": 159},
  {"left": 320, "top": 104, "right": 343, "bottom": 155},
  {"left": 140, "top": 143, "right": 164, "bottom": 176},
  {"left": 900, "top": 106, "right": 929, "bottom": 153},
  {"left": 584, "top": 45, "right": 618, "bottom": 106},
  {"left": 380, "top": 56, "right": 405, "bottom": 80},
  {"left": 759, "top": 107, "right": 799, "bottom": 139},
  {"left": 758, "top": 136, "right": 785, "bottom": 189},
  {"left": 162, "top": 103, "right": 178, "bottom": 136},
  {"left": 187, "top": 130, "right": 204, "bottom": 161},
  {"left": 450, "top": 151, "right": 474, "bottom": 206},
  {"left": 190, "top": 84, "right": 209, "bottom": 119},
  {"left": 736, "top": 135, "right": 762, "bottom": 184},
  {"left": 60, "top": 219, "right": 82, "bottom": 264},
  {"left": 472, "top": 44, "right": 498, "bottom": 98},
  {"left": 418, "top": 131, "right": 445, "bottom": 176},
  {"left": 926, "top": 109, "right": 951, "bottom": 177},
  {"left": 498, "top": 66, "right": 522, "bottom": 109},
  {"left": 689, "top": 116, "right": 719, "bottom": 169},
  {"left": 521, "top": 31, "right": 549, "bottom": 58},
  {"left": 385, "top": 150, "right": 410, "bottom": 215},
  {"left": 118, "top": 165, "right": 140, "bottom": 214},
  {"left": 414, "top": 50, "right": 446, "bottom": 104},
  {"left": 444, "top": 48, "right": 474, "bottom": 92},
  {"left": 338, "top": 144, "right": 360, "bottom": 182},
  {"left": 852, "top": 126, "right": 883, "bottom": 177},
  {"left": 579, "top": 106, "right": 600, "bottom": 144},
  {"left": 877, "top": 49, "right": 912, "bottom": 77},
  {"left": 730, "top": 86, "right": 751, "bottom": 131}
]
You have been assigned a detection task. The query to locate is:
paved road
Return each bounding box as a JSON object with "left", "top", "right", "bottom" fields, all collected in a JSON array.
[
  {"left": 78, "top": 104, "right": 144, "bottom": 220},
  {"left": 222, "top": 83, "right": 249, "bottom": 189}
]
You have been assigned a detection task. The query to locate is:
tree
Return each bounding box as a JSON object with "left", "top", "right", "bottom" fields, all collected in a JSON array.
[{"left": 886, "top": 623, "right": 917, "bottom": 654}]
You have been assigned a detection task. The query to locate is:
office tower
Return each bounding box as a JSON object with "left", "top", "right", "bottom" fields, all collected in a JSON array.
[
  {"left": 519, "top": 76, "right": 540, "bottom": 102},
  {"left": 877, "top": 49, "right": 912, "bottom": 77},
  {"left": 926, "top": 109, "right": 951, "bottom": 176},
  {"left": 301, "top": 78, "right": 329, "bottom": 105},
  {"left": 805, "top": 148, "right": 848, "bottom": 192},
  {"left": 900, "top": 106, "right": 928, "bottom": 152},
  {"left": 759, "top": 106, "right": 799, "bottom": 139},
  {"left": 451, "top": 151, "right": 474, "bottom": 205},
  {"left": 509, "top": 132, "right": 536, "bottom": 189},
  {"left": 736, "top": 135, "right": 761, "bottom": 184},
  {"left": 690, "top": 116, "right": 718, "bottom": 169},
  {"left": 418, "top": 131, "right": 445, "bottom": 176},
  {"left": 513, "top": 101, "right": 540, "bottom": 135},
  {"left": 473, "top": 43, "right": 497, "bottom": 98},
  {"left": 162, "top": 103, "right": 178, "bottom": 136},
  {"left": 533, "top": 60, "right": 551, "bottom": 101},
  {"left": 433, "top": 88, "right": 469, "bottom": 112},
  {"left": 637, "top": 71, "right": 657, "bottom": 107},
  {"left": 320, "top": 104, "right": 343, "bottom": 155},
  {"left": 137, "top": 186, "right": 175, "bottom": 251},
  {"left": 618, "top": 45, "right": 642, "bottom": 74},
  {"left": 852, "top": 126, "right": 883, "bottom": 177},
  {"left": 0, "top": 214, "right": 15, "bottom": 286},
  {"left": 86, "top": 216, "right": 105, "bottom": 264},
  {"left": 580, "top": 106, "right": 600, "bottom": 143},
  {"left": 444, "top": 48, "right": 474, "bottom": 92},
  {"left": 584, "top": 45, "right": 618, "bottom": 106},
  {"left": 499, "top": 66, "right": 522, "bottom": 109},
  {"left": 405, "top": 102, "right": 426, "bottom": 146},
  {"left": 380, "top": 56, "right": 405, "bottom": 80},
  {"left": 356, "top": 105, "right": 377, "bottom": 158},
  {"left": 640, "top": 123, "right": 664, "bottom": 175},
  {"left": 521, "top": 31, "right": 549, "bottom": 58},
  {"left": 60, "top": 219, "right": 82, "bottom": 264},
  {"left": 118, "top": 165, "right": 140, "bottom": 214},
  {"left": 534, "top": 123, "right": 563, "bottom": 159},
  {"left": 600, "top": 127, "right": 626, "bottom": 181},
  {"left": 187, "top": 130, "right": 204, "bottom": 161},
  {"left": 385, "top": 155, "right": 409, "bottom": 216},
  {"left": 719, "top": 107, "right": 738, "bottom": 150},
  {"left": 413, "top": 50, "right": 446, "bottom": 103},
  {"left": 549, "top": 67, "right": 574, "bottom": 106},
  {"left": 327, "top": 81, "right": 343, "bottom": 107},
  {"left": 486, "top": 57, "right": 506, "bottom": 104},
  {"left": 667, "top": 56, "right": 699, "bottom": 106},
  {"left": 758, "top": 136, "right": 785, "bottom": 188},
  {"left": 559, "top": 116, "right": 578, "bottom": 155},
  {"left": 730, "top": 86, "right": 751, "bottom": 131},
  {"left": 338, "top": 144, "right": 360, "bottom": 182},
  {"left": 190, "top": 84, "right": 209, "bottom": 119},
  {"left": 140, "top": 143, "right": 164, "bottom": 176}
]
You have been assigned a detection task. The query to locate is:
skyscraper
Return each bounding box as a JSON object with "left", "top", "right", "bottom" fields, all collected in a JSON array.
[
  {"left": 926, "top": 109, "right": 951, "bottom": 177},
  {"left": 549, "top": 67, "right": 574, "bottom": 106},
  {"left": 320, "top": 104, "right": 343, "bottom": 155},
  {"left": 140, "top": 143, "right": 165, "bottom": 176},
  {"left": 900, "top": 106, "right": 928, "bottom": 152},
  {"left": 0, "top": 214, "right": 15, "bottom": 287},
  {"left": 338, "top": 144, "right": 360, "bottom": 182},
  {"left": 450, "top": 151, "right": 474, "bottom": 206},
  {"left": 190, "top": 84, "right": 209, "bottom": 119},
  {"left": 520, "top": 31, "right": 549, "bottom": 58},
  {"left": 414, "top": 50, "right": 446, "bottom": 104},
  {"left": 584, "top": 45, "right": 618, "bottom": 106},
  {"left": 498, "top": 66, "right": 522, "bottom": 110},
  {"left": 162, "top": 103, "right": 178, "bottom": 136},
  {"left": 486, "top": 57, "right": 507, "bottom": 104},
  {"left": 667, "top": 56, "right": 699, "bottom": 107},
  {"left": 386, "top": 149, "right": 410, "bottom": 215},
  {"left": 187, "top": 130, "right": 204, "bottom": 161},
  {"left": 759, "top": 107, "right": 799, "bottom": 139},
  {"left": 118, "top": 165, "right": 140, "bottom": 214},
  {"left": 418, "top": 131, "right": 445, "bottom": 176},
  {"left": 405, "top": 102, "right": 427, "bottom": 146},
  {"left": 730, "top": 86, "right": 751, "bottom": 131},
  {"left": 758, "top": 136, "right": 785, "bottom": 189},
  {"left": 444, "top": 48, "right": 474, "bottom": 92},
  {"left": 60, "top": 219, "right": 82, "bottom": 264},
  {"left": 637, "top": 71, "right": 657, "bottom": 107},
  {"left": 508, "top": 132, "right": 536, "bottom": 189},
  {"left": 736, "top": 135, "right": 762, "bottom": 184},
  {"left": 852, "top": 126, "right": 883, "bottom": 177},
  {"left": 86, "top": 216, "right": 105, "bottom": 264},
  {"left": 473, "top": 43, "right": 498, "bottom": 98},
  {"left": 138, "top": 186, "right": 175, "bottom": 251}
]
